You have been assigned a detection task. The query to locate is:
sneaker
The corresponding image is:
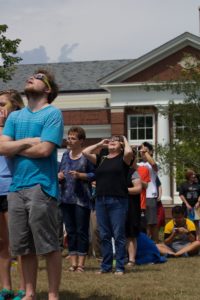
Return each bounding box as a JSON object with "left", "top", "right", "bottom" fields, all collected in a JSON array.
[
  {"left": 13, "top": 290, "right": 25, "bottom": 300},
  {"left": 114, "top": 271, "right": 124, "bottom": 275},
  {"left": 114, "top": 269, "right": 124, "bottom": 275},
  {"left": 0, "top": 288, "right": 14, "bottom": 300}
]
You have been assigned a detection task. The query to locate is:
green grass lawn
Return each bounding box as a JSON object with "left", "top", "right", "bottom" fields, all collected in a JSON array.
[{"left": 11, "top": 255, "right": 200, "bottom": 299}]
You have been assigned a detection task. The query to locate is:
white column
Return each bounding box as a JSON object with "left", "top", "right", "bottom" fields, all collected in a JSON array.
[{"left": 157, "top": 112, "right": 172, "bottom": 203}]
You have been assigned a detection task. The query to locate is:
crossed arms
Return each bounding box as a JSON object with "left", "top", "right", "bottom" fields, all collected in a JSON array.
[{"left": 0, "top": 135, "right": 55, "bottom": 158}]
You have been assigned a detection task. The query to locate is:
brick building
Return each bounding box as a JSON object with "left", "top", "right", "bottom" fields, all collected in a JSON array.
[{"left": 1, "top": 32, "right": 200, "bottom": 206}]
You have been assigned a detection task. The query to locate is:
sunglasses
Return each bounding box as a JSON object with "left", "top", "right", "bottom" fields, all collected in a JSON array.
[
  {"left": 33, "top": 74, "right": 51, "bottom": 90},
  {"left": 109, "top": 137, "right": 120, "bottom": 142},
  {"left": 109, "top": 136, "right": 124, "bottom": 142}
]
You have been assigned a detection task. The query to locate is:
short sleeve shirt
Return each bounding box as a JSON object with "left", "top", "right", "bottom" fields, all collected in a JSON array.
[
  {"left": 137, "top": 161, "right": 157, "bottom": 198},
  {"left": 137, "top": 165, "right": 150, "bottom": 209},
  {"left": 179, "top": 181, "right": 200, "bottom": 207},
  {"left": 3, "top": 105, "right": 64, "bottom": 199},
  {"left": 59, "top": 151, "right": 95, "bottom": 208},
  {"left": 164, "top": 218, "right": 196, "bottom": 249},
  {"left": 164, "top": 218, "right": 196, "bottom": 235}
]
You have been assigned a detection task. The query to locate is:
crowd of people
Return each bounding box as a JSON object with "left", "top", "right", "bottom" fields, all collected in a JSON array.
[{"left": 0, "top": 69, "right": 200, "bottom": 299}]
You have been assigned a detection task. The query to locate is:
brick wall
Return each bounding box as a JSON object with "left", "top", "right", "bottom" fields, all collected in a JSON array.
[
  {"left": 124, "top": 46, "right": 200, "bottom": 82},
  {"left": 62, "top": 109, "right": 110, "bottom": 125},
  {"left": 111, "top": 111, "right": 125, "bottom": 135}
]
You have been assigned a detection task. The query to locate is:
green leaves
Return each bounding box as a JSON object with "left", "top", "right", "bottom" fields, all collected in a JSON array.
[
  {"left": 149, "top": 53, "right": 200, "bottom": 180},
  {"left": 0, "top": 24, "right": 22, "bottom": 82}
]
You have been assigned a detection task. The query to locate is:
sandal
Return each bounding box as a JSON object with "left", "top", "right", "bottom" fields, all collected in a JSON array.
[
  {"left": 126, "top": 261, "right": 135, "bottom": 267},
  {"left": 76, "top": 265, "right": 85, "bottom": 273},
  {"left": 69, "top": 265, "right": 77, "bottom": 272}
]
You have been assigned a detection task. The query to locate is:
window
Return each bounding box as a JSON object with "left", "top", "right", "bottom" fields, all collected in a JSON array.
[
  {"left": 173, "top": 115, "right": 189, "bottom": 138},
  {"left": 128, "top": 115, "right": 154, "bottom": 144},
  {"left": 173, "top": 111, "right": 200, "bottom": 138}
]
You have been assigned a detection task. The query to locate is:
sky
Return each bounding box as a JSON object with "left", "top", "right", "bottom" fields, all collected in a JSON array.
[{"left": 1, "top": 0, "right": 200, "bottom": 64}]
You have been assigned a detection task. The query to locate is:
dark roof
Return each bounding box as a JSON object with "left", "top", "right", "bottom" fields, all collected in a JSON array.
[{"left": 0, "top": 60, "right": 132, "bottom": 93}]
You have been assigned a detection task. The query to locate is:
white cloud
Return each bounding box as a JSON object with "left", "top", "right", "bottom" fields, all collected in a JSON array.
[{"left": 1, "top": 0, "right": 200, "bottom": 63}]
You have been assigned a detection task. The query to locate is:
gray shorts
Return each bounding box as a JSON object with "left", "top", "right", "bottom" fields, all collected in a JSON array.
[
  {"left": 8, "top": 184, "right": 60, "bottom": 256},
  {"left": 169, "top": 240, "right": 190, "bottom": 253},
  {"left": 146, "top": 198, "right": 157, "bottom": 225}
]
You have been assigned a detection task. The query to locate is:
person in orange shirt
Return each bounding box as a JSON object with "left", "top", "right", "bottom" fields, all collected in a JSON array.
[
  {"left": 131, "top": 146, "right": 150, "bottom": 233},
  {"left": 137, "top": 165, "right": 150, "bottom": 233}
]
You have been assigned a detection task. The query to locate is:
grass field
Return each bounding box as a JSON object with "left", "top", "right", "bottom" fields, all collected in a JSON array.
[{"left": 11, "top": 254, "right": 200, "bottom": 300}]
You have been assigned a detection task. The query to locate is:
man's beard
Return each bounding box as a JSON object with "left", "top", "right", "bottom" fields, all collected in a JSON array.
[{"left": 24, "top": 86, "right": 44, "bottom": 99}]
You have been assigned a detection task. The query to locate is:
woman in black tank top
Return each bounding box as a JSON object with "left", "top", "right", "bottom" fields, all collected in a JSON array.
[{"left": 83, "top": 136, "right": 133, "bottom": 274}]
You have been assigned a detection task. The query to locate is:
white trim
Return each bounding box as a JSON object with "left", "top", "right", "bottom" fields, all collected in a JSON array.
[
  {"left": 99, "top": 32, "right": 200, "bottom": 84},
  {"left": 54, "top": 92, "right": 110, "bottom": 110},
  {"left": 111, "top": 108, "right": 124, "bottom": 113},
  {"left": 101, "top": 81, "right": 196, "bottom": 89},
  {"left": 127, "top": 114, "right": 155, "bottom": 145}
]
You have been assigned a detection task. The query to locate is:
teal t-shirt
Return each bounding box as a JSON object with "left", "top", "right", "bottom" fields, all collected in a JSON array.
[{"left": 3, "top": 105, "right": 64, "bottom": 199}]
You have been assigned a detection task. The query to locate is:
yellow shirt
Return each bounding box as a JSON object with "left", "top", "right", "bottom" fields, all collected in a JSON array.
[{"left": 164, "top": 218, "right": 196, "bottom": 234}]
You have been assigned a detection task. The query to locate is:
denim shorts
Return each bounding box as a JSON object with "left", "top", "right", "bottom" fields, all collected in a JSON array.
[
  {"left": 0, "top": 195, "right": 8, "bottom": 213},
  {"left": 8, "top": 184, "right": 60, "bottom": 256}
]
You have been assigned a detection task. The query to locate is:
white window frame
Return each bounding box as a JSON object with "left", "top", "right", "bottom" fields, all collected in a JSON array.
[
  {"left": 127, "top": 114, "right": 155, "bottom": 145},
  {"left": 173, "top": 114, "right": 188, "bottom": 140}
]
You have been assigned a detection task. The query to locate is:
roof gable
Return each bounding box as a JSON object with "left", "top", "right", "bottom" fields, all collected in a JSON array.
[
  {"left": 125, "top": 46, "right": 200, "bottom": 82},
  {"left": 99, "top": 32, "right": 200, "bottom": 85}
]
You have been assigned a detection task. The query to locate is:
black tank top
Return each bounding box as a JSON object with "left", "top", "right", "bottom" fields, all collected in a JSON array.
[{"left": 95, "top": 153, "right": 129, "bottom": 198}]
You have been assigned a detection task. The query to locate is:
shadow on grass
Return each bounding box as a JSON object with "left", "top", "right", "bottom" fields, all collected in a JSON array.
[{"left": 37, "top": 291, "right": 114, "bottom": 299}]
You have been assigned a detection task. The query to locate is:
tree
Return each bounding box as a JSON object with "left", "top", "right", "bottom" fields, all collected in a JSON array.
[
  {"left": 0, "top": 24, "right": 21, "bottom": 81},
  {"left": 148, "top": 53, "right": 200, "bottom": 184}
]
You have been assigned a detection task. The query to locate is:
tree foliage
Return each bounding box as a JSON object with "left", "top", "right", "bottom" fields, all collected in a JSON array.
[
  {"left": 0, "top": 24, "right": 21, "bottom": 82},
  {"left": 150, "top": 53, "right": 200, "bottom": 184}
]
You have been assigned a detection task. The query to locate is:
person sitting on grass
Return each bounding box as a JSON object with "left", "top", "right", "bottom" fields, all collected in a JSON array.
[{"left": 157, "top": 205, "right": 200, "bottom": 257}]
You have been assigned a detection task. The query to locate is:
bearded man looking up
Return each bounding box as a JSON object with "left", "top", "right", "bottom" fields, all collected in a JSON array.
[{"left": 0, "top": 69, "right": 64, "bottom": 300}]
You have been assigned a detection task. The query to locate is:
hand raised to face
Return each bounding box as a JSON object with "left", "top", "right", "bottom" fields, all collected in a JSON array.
[{"left": 0, "top": 109, "right": 7, "bottom": 127}]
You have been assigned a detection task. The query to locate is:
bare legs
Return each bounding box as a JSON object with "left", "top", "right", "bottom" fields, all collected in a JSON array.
[
  {"left": 156, "top": 241, "right": 200, "bottom": 257},
  {"left": 46, "top": 251, "right": 62, "bottom": 300},
  {"left": 77, "top": 255, "right": 85, "bottom": 267},
  {"left": 0, "top": 212, "right": 11, "bottom": 290},
  {"left": 69, "top": 254, "right": 86, "bottom": 272},
  {"left": 21, "top": 254, "right": 38, "bottom": 300},
  {"left": 127, "top": 238, "right": 137, "bottom": 264},
  {"left": 0, "top": 212, "right": 25, "bottom": 294},
  {"left": 156, "top": 243, "right": 175, "bottom": 256},
  {"left": 21, "top": 251, "right": 62, "bottom": 300},
  {"left": 17, "top": 256, "right": 26, "bottom": 291},
  {"left": 70, "top": 254, "right": 78, "bottom": 268},
  {"left": 174, "top": 241, "right": 200, "bottom": 257},
  {"left": 147, "top": 224, "right": 159, "bottom": 243}
]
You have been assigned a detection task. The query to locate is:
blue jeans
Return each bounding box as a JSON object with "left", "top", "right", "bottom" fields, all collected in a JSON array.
[
  {"left": 61, "top": 203, "right": 90, "bottom": 256},
  {"left": 96, "top": 196, "right": 128, "bottom": 272}
]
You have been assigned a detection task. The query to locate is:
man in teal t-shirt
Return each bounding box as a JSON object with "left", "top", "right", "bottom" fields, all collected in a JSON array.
[{"left": 0, "top": 69, "right": 63, "bottom": 300}]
